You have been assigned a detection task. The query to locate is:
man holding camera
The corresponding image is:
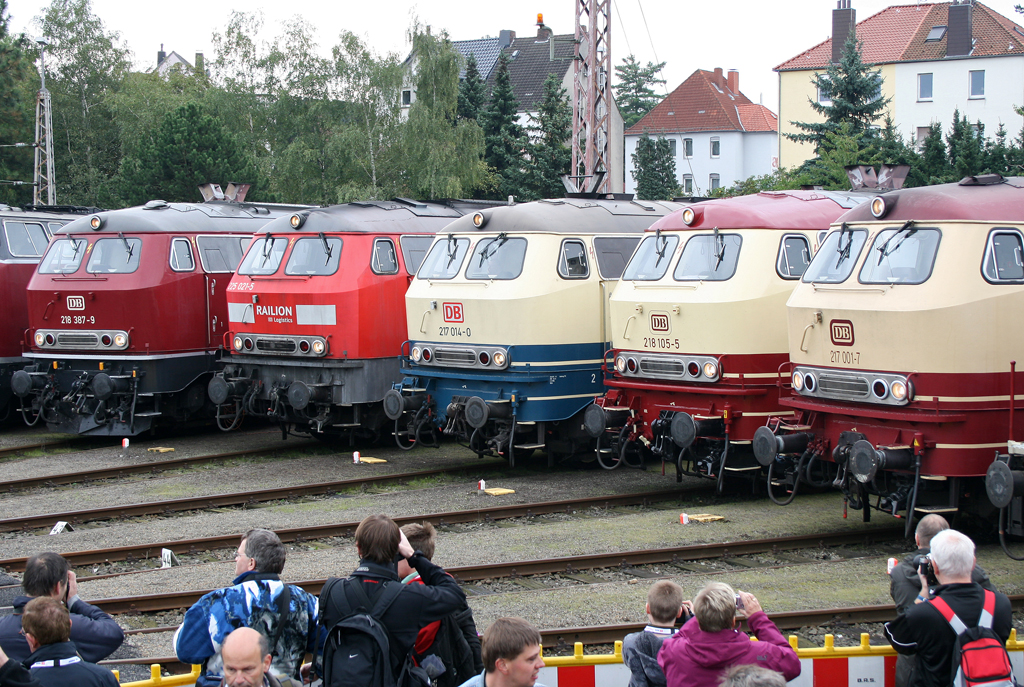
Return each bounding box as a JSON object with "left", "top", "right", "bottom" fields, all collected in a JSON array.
[
  {"left": 884, "top": 529, "right": 1012, "bottom": 687},
  {"left": 888, "top": 516, "right": 996, "bottom": 687},
  {"left": 0, "top": 553, "right": 123, "bottom": 664}
]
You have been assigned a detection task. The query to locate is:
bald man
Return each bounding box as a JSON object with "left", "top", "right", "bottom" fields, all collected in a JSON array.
[{"left": 220, "top": 628, "right": 281, "bottom": 687}]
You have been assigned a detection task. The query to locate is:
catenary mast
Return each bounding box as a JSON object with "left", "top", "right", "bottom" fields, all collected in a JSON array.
[
  {"left": 572, "top": 0, "right": 611, "bottom": 193},
  {"left": 33, "top": 39, "right": 55, "bottom": 206}
]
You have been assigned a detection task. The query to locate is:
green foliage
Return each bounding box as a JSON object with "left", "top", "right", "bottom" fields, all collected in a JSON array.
[
  {"left": 522, "top": 74, "right": 571, "bottom": 200},
  {"left": 480, "top": 52, "right": 526, "bottom": 199},
  {"left": 457, "top": 53, "right": 485, "bottom": 122},
  {"left": 0, "top": 0, "right": 35, "bottom": 205},
  {"left": 631, "top": 133, "right": 677, "bottom": 200},
  {"left": 613, "top": 55, "right": 666, "bottom": 129}
]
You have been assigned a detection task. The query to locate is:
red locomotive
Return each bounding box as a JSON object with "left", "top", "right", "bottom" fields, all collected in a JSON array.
[{"left": 11, "top": 184, "right": 308, "bottom": 435}]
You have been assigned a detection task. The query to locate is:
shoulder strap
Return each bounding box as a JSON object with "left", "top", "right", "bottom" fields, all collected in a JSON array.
[
  {"left": 979, "top": 589, "right": 996, "bottom": 630},
  {"left": 928, "top": 596, "right": 969, "bottom": 635},
  {"left": 269, "top": 584, "right": 292, "bottom": 650}
]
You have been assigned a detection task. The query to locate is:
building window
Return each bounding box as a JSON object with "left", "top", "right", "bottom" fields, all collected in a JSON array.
[
  {"left": 969, "top": 70, "right": 985, "bottom": 98},
  {"left": 402, "top": 89, "right": 412, "bottom": 106},
  {"left": 918, "top": 73, "right": 933, "bottom": 101},
  {"left": 925, "top": 25, "right": 947, "bottom": 41},
  {"left": 683, "top": 138, "right": 693, "bottom": 158},
  {"left": 683, "top": 175, "right": 693, "bottom": 195},
  {"left": 817, "top": 84, "right": 831, "bottom": 104},
  {"left": 710, "top": 137, "right": 720, "bottom": 158},
  {"left": 668, "top": 139, "right": 677, "bottom": 156},
  {"left": 709, "top": 174, "right": 720, "bottom": 191},
  {"left": 916, "top": 126, "right": 930, "bottom": 151}
]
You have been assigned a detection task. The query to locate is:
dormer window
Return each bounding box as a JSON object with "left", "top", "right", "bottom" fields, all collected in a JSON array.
[{"left": 926, "top": 25, "right": 947, "bottom": 41}]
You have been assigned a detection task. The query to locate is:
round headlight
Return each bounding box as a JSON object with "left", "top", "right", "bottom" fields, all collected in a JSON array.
[
  {"left": 492, "top": 351, "right": 506, "bottom": 367},
  {"left": 792, "top": 371, "right": 804, "bottom": 391},
  {"left": 421, "top": 347, "right": 432, "bottom": 362},
  {"left": 45, "top": 333, "right": 55, "bottom": 345},
  {"left": 411, "top": 346, "right": 422, "bottom": 362},
  {"left": 478, "top": 351, "right": 490, "bottom": 365},
  {"left": 299, "top": 340, "right": 310, "bottom": 353},
  {"left": 682, "top": 208, "right": 695, "bottom": 225},
  {"left": 233, "top": 336, "right": 243, "bottom": 351},
  {"left": 34, "top": 332, "right": 45, "bottom": 347},
  {"left": 891, "top": 379, "right": 908, "bottom": 401},
  {"left": 626, "top": 357, "right": 638, "bottom": 373},
  {"left": 243, "top": 337, "right": 253, "bottom": 350},
  {"left": 703, "top": 361, "right": 718, "bottom": 378},
  {"left": 870, "top": 196, "right": 887, "bottom": 218},
  {"left": 89, "top": 215, "right": 103, "bottom": 230},
  {"left": 804, "top": 372, "right": 817, "bottom": 392},
  {"left": 615, "top": 356, "right": 627, "bottom": 373},
  {"left": 472, "top": 212, "right": 486, "bottom": 228},
  {"left": 312, "top": 340, "right": 325, "bottom": 355},
  {"left": 290, "top": 213, "right": 306, "bottom": 229},
  {"left": 101, "top": 334, "right": 112, "bottom": 346},
  {"left": 687, "top": 361, "right": 700, "bottom": 377},
  {"left": 872, "top": 379, "right": 890, "bottom": 399},
  {"left": 113, "top": 333, "right": 128, "bottom": 348}
]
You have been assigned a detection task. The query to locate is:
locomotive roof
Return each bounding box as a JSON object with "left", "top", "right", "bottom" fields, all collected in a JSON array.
[
  {"left": 0, "top": 205, "right": 97, "bottom": 221},
  {"left": 442, "top": 197, "right": 684, "bottom": 234},
  {"left": 253, "top": 199, "right": 475, "bottom": 235},
  {"left": 648, "top": 190, "right": 868, "bottom": 233},
  {"left": 836, "top": 175, "right": 1024, "bottom": 224},
  {"left": 55, "top": 199, "right": 309, "bottom": 236}
]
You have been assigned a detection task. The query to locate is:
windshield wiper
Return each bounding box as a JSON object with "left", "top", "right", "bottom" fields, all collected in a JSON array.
[
  {"left": 653, "top": 229, "right": 669, "bottom": 268},
  {"left": 445, "top": 233, "right": 458, "bottom": 269},
  {"left": 258, "top": 234, "right": 275, "bottom": 269},
  {"left": 835, "top": 223, "right": 854, "bottom": 267},
  {"left": 479, "top": 232, "right": 508, "bottom": 267},
  {"left": 117, "top": 232, "right": 134, "bottom": 264},
  {"left": 318, "top": 232, "right": 333, "bottom": 266},
  {"left": 876, "top": 220, "right": 916, "bottom": 264},
  {"left": 712, "top": 227, "right": 726, "bottom": 270}
]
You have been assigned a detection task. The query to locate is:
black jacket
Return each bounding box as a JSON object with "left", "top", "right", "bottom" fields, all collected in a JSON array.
[
  {"left": 317, "top": 554, "right": 466, "bottom": 674},
  {"left": 889, "top": 548, "right": 994, "bottom": 614},
  {"left": 0, "top": 659, "right": 43, "bottom": 687},
  {"left": 884, "top": 582, "right": 1013, "bottom": 687},
  {"left": 22, "top": 641, "right": 118, "bottom": 687},
  {"left": 0, "top": 596, "right": 124, "bottom": 664}
]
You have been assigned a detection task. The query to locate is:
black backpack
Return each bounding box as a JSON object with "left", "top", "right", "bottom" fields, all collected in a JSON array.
[{"left": 413, "top": 608, "right": 479, "bottom": 687}]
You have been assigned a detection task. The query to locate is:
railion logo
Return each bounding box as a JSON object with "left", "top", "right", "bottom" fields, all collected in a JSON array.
[
  {"left": 830, "top": 319, "right": 855, "bottom": 346},
  {"left": 650, "top": 312, "right": 670, "bottom": 333},
  {"left": 443, "top": 302, "right": 463, "bottom": 323},
  {"left": 66, "top": 296, "right": 85, "bottom": 311}
]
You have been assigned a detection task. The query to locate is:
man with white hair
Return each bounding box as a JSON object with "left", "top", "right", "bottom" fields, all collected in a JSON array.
[{"left": 884, "top": 529, "right": 1012, "bottom": 687}]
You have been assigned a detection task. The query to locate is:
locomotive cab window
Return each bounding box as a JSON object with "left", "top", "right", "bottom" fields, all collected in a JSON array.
[
  {"left": 466, "top": 235, "right": 527, "bottom": 280},
  {"left": 622, "top": 234, "right": 679, "bottom": 281},
  {"left": 558, "top": 239, "right": 589, "bottom": 278},
  {"left": 4, "top": 221, "right": 50, "bottom": 258},
  {"left": 86, "top": 237, "right": 142, "bottom": 274},
  {"left": 169, "top": 238, "right": 195, "bottom": 272},
  {"left": 400, "top": 235, "right": 434, "bottom": 274},
  {"left": 371, "top": 238, "right": 398, "bottom": 275},
  {"left": 285, "top": 236, "right": 343, "bottom": 276},
  {"left": 982, "top": 229, "right": 1024, "bottom": 282},
  {"left": 238, "top": 236, "right": 288, "bottom": 275},
  {"left": 802, "top": 227, "right": 867, "bottom": 284},
  {"left": 674, "top": 233, "right": 741, "bottom": 281},
  {"left": 860, "top": 226, "right": 940, "bottom": 285},
  {"left": 417, "top": 236, "right": 469, "bottom": 280},
  {"left": 197, "top": 235, "right": 248, "bottom": 273},
  {"left": 593, "top": 236, "right": 642, "bottom": 279},
  {"left": 777, "top": 234, "right": 811, "bottom": 279},
  {"left": 38, "top": 238, "right": 88, "bottom": 274}
]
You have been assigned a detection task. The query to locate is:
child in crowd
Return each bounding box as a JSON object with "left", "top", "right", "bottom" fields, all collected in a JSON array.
[{"left": 622, "top": 580, "right": 692, "bottom": 687}]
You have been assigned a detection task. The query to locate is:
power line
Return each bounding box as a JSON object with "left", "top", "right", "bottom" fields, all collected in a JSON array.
[{"left": 612, "top": 0, "right": 633, "bottom": 61}]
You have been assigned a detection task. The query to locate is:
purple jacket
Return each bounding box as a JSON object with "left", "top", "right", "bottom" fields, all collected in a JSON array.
[{"left": 658, "top": 613, "right": 800, "bottom": 687}]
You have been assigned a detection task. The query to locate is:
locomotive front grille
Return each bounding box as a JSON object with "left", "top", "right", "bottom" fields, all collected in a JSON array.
[
  {"left": 817, "top": 373, "right": 870, "bottom": 399},
  {"left": 57, "top": 333, "right": 99, "bottom": 347},
  {"left": 256, "top": 338, "right": 297, "bottom": 353},
  {"left": 434, "top": 348, "right": 477, "bottom": 365},
  {"left": 639, "top": 358, "right": 685, "bottom": 377}
]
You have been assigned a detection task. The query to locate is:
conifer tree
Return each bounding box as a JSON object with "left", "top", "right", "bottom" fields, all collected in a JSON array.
[
  {"left": 613, "top": 55, "right": 666, "bottom": 128},
  {"left": 457, "top": 53, "right": 485, "bottom": 121},
  {"left": 0, "top": 0, "right": 34, "bottom": 205},
  {"left": 946, "top": 108, "right": 983, "bottom": 179},
  {"left": 919, "top": 123, "right": 948, "bottom": 184},
  {"left": 524, "top": 73, "right": 571, "bottom": 199},
  {"left": 481, "top": 52, "right": 526, "bottom": 198},
  {"left": 631, "top": 133, "right": 677, "bottom": 200}
]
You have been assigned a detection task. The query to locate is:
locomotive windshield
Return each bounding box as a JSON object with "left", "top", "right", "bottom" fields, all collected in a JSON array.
[
  {"left": 238, "top": 236, "right": 288, "bottom": 275},
  {"left": 859, "top": 226, "right": 940, "bottom": 285},
  {"left": 801, "top": 227, "right": 867, "bottom": 284},
  {"left": 622, "top": 233, "right": 679, "bottom": 281},
  {"left": 674, "top": 233, "right": 742, "bottom": 281},
  {"left": 466, "top": 235, "right": 527, "bottom": 280},
  {"left": 593, "top": 236, "right": 642, "bottom": 279},
  {"left": 38, "top": 238, "right": 88, "bottom": 274},
  {"left": 87, "top": 237, "right": 142, "bottom": 273},
  {"left": 284, "top": 236, "right": 343, "bottom": 276},
  {"left": 417, "top": 236, "right": 469, "bottom": 280},
  {"left": 4, "top": 221, "right": 51, "bottom": 258}
]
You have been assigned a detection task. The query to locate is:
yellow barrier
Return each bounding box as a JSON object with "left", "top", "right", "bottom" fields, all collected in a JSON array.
[{"left": 118, "top": 664, "right": 201, "bottom": 686}]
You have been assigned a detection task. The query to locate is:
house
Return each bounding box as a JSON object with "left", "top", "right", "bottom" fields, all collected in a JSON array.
[
  {"left": 151, "top": 45, "right": 204, "bottom": 78},
  {"left": 776, "top": 0, "right": 1024, "bottom": 169},
  {"left": 401, "top": 30, "right": 515, "bottom": 109},
  {"left": 624, "top": 68, "right": 779, "bottom": 196}
]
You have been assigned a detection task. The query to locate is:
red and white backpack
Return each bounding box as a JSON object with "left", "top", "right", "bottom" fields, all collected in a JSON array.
[{"left": 928, "top": 589, "right": 1018, "bottom": 687}]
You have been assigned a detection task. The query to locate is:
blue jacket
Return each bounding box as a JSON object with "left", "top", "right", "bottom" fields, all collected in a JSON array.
[
  {"left": 0, "top": 595, "right": 124, "bottom": 664},
  {"left": 456, "top": 671, "right": 549, "bottom": 687},
  {"left": 23, "top": 640, "right": 118, "bottom": 687},
  {"left": 174, "top": 571, "right": 319, "bottom": 687}
]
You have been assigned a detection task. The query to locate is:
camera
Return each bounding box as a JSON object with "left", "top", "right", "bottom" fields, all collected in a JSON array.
[
  {"left": 734, "top": 594, "right": 744, "bottom": 610},
  {"left": 913, "top": 554, "right": 938, "bottom": 587}
]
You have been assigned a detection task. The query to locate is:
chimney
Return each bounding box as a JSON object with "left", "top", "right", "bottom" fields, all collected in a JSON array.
[
  {"left": 536, "top": 13, "right": 552, "bottom": 40},
  {"left": 157, "top": 43, "right": 166, "bottom": 66},
  {"left": 194, "top": 52, "right": 204, "bottom": 75},
  {"left": 947, "top": 1, "right": 973, "bottom": 57},
  {"left": 499, "top": 30, "right": 515, "bottom": 49},
  {"left": 727, "top": 69, "right": 739, "bottom": 93},
  {"left": 832, "top": 0, "right": 857, "bottom": 64}
]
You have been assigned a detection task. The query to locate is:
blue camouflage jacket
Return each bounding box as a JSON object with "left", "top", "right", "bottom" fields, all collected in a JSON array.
[{"left": 173, "top": 571, "right": 319, "bottom": 687}]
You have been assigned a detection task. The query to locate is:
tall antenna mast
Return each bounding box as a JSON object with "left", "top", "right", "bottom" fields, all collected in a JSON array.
[
  {"left": 571, "top": 0, "right": 611, "bottom": 194},
  {"left": 33, "top": 39, "right": 55, "bottom": 206}
]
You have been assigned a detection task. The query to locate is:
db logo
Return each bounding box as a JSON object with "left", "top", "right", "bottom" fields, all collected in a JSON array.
[
  {"left": 66, "top": 296, "right": 85, "bottom": 311},
  {"left": 830, "top": 319, "right": 854, "bottom": 346},
  {"left": 442, "top": 302, "right": 463, "bottom": 323},
  {"left": 650, "top": 312, "right": 670, "bottom": 333}
]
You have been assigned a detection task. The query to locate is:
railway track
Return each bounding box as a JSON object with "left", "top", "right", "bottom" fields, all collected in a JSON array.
[{"left": 0, "top": 437, "right": 97, "bottom": 460}]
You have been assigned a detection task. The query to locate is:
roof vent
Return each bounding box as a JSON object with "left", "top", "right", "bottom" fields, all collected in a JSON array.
[
  {"left": 143, "top": 199, "right": 169, "bottom": 210},
  {"left": 959, "top": 173, "right": 1004, "bottom": 186}
]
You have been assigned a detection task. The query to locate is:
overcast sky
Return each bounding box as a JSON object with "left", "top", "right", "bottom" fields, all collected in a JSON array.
[{"left": 8, "top": 0, "right": 1024, "bottom": 113}]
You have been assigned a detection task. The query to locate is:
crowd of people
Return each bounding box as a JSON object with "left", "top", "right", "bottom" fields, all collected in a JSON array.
[{"left": 0, "top": 513, "right": 1013, "bottom": 687}]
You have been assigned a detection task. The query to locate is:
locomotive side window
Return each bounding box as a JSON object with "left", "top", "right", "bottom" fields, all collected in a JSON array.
[
  {"left": 802, "top": 227, "right": 867, "bottom": 284},
  {"left": 466, "top": 236, "right": 527, "bottom": 280},
  {"left": 38, "top": 238, "right": 88, "bottom": 273},
  {"left": 674, "top": 233, "right": 742, "bottom": 281},
  {"left": 169, "top": 238, "right": 195, "bottom": 272},
  {"left": 197, "top": 235, "right": 247, "bottom": 273},
  {"left": 982, "top": 230, "right": 1024, "bottom": 282},
  {"left": 400, "top": 235, "right": 433, "bottom": 274},
  {"left": 4, "top": 221, "right": 50, "bottom": 257},
  {"left": 593, "top": 236, "right": 642, "bottom": 279},
  {"left": 285, "top": 236, "right": 343, "bottom": 276},
  {"left": 371, "top": 238, "right": 399, "bottom": 275},
  {"left": 860, "top": 226, "right": 940, "bottom": 285},
  {"left": 777, "top": 234, "right": 811, "bottom": 279},
  {"left": 48, "top": 222, "right": 64, "bottom": 235},
  {"left": 622, "top": 234, "right": 679, "bottom": 281},
  {"left": 238, "top": 236, "right": 288, "bottom": 275},
  {"left": 87, "top": 237, "right": 142, "bottom": 274},
  {"left": 417, "top": 236, "right": 469, "bottom": 280},
  {"left": 558, "top": 239, "right": 589, "bottom": 279}
]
